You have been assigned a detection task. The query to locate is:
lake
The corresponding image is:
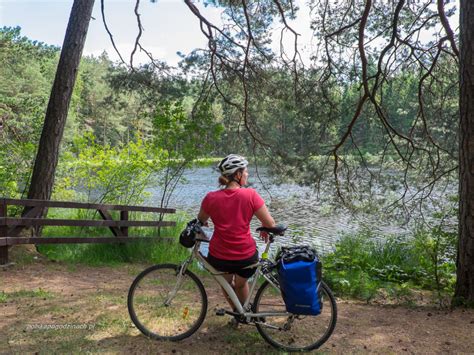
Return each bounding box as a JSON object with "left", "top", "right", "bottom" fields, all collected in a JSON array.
[{"left": 147, "top": 166, "right": 456, "bottom": 254}]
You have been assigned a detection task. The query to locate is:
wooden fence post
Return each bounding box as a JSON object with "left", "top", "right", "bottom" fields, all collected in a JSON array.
[
  {"left": 121, "top": 210, "right": 129, "bottom": 237},
  {"left": 0, "top": 199, "right": 8, "bottom": 265}
]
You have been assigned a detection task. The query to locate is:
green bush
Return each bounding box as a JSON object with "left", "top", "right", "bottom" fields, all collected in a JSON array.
[
  {"left": 412, "top": 226, "right": 457, "bottom": 295},
  {"left": 322, "top": 227, "right": 456, "bottom": 303},
  {"left": 57, "top": 133, "right": 162, "bottom": 205}
]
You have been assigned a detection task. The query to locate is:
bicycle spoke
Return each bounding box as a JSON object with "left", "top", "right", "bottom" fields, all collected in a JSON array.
[
  {"left": 128, "top": 264, "right": 207, "bottom": 341},
  {"left": 254, "top": 280, "right": 337, "bottom": 351}
]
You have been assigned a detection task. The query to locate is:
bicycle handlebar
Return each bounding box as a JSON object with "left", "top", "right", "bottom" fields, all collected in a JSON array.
[
  {"left": 256, "top": 224, "right": 287, "bottom": 236},
  {"left": 191, "top": 222, "right": 287, "bottom": 245}
]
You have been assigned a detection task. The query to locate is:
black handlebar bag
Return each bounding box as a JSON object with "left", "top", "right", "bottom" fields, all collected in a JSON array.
[
  {"left": 179, "top": 219, "right": 198, "bottom": 248},
  {"left": 276, "top": 246, "right": 322, "bottom": 315}
]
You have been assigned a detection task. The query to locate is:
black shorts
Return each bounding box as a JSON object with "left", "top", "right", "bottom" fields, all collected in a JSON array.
[{"left": 207, "top": 250, "right": 259, "bottom": 279}]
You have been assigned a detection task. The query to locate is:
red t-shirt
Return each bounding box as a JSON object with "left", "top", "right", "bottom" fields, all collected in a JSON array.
[{"left": 201, "top": 188, "right": 265, "bottom": 260}]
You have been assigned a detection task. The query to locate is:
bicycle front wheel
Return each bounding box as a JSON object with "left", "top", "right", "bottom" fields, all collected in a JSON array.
[
  {"left": 127, "top": 263, "right": 208, "bottom": 341},
  {"left": 253, "top": 280, "right": 337, "bottom": 352}
]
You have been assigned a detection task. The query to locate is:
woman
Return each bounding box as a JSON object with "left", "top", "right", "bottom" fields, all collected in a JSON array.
[{"left": 197, "top": 154, "right": 276, "bottom": 312}]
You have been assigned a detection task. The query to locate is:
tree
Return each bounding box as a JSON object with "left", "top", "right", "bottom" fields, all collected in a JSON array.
[
  {"left": 455, "top": 0, "right": 474, "bottom": 304},
  {"left": 26, "top": 0, "right": 95, "bottom": 206},
  {"left": 307, "top": 0, "right": 472, "bottom": 305},
  {"left": 0, "top": 27, "right": 59, "bottom": 198},
  {"left": 175, "top": 0, "right": 472, "bottom": 303}
]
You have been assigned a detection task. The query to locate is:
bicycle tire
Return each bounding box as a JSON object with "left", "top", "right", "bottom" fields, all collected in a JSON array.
[
  {"left": 253, "top": 279, "right": 337, "bottom": 352},
  {"left": 127, "top": 263, "right": 208, "bottom": 341}
]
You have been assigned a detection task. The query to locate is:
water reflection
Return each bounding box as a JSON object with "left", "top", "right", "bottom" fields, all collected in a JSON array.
[{"left": 148, "top": 166, "right": 455, "bottom": 252}]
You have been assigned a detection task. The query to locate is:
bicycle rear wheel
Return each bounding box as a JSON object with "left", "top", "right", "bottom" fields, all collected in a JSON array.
[
  {"left": 127, "top": 263, "right": 207, "bottom": 341},
  {"left": 253, "top": 280, "right": 337, "bottom": 352}
]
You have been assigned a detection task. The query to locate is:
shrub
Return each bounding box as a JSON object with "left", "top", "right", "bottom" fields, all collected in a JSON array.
[{"left": 322, "top": 227, "right": 456, "bottom": 304}]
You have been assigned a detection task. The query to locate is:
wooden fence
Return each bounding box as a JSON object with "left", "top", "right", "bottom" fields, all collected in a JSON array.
[{"left": 0, "top": 198, "right": 176, "bottom": 265}]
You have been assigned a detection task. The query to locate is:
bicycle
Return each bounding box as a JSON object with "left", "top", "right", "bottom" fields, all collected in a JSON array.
[{"left": 127, "top": 224, "right": 337, "bottom": 352}]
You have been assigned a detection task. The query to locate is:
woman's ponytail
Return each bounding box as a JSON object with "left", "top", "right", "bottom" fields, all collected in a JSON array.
[
  {"left": 218, "top": 175, "right": 230, "bottom": 186},
  {"left": 218, "top": 167, "right": 244, "bottom": 187}
]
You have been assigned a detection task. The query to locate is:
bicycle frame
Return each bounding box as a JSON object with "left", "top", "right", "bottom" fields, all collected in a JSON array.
[{"left": 178, "top": 236, "right": 289, "bottom": 321}]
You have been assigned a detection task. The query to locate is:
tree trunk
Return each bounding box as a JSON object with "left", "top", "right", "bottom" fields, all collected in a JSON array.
[
  {"left": 26, "top": 0, "right": 95, "bottom": 206},
  {"left": 455, "top": 0, "right": 474, "bottom": 304}
]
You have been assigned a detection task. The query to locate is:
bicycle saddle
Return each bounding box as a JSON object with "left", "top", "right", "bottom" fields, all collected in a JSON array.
[{"left": 256, "top": 224, "right": 287, "bottom": 235}]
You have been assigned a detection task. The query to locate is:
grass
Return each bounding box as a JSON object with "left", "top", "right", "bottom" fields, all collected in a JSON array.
[
  {"left": 321, "top": 228, "right": 456, "bottom": 304},
  {"left": 12, "top": 201, "right": 458, "bottom": 308},
  {"left": 2, "top": 288, "right": 54, "bottom": 300},
  {"left": 13, "top": 288, "right": 54, "bottom": 299},
  {"left": 0, "top": 291, "right": 8, "bottom": 303},
  {"left": 8, "top": 248, "right": 37, "bottom": 264},
  {"left": 95, "top": 314, "right": 130, "bottom": 333},
  {"left": 92, "top": 293, "right": 124, "bottom": 305},
  {"left": 36, "top": 208, "right": 193, "bottom": 266}
]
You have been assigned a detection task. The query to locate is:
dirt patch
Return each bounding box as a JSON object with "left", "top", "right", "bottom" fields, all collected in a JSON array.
[{"left": 1, "top": 260, "right": 473, "bottom": 354}]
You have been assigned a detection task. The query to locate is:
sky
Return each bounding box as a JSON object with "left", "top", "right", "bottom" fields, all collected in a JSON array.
[
  {"left": 0, "top": 0, "right": 459, "bottom": 67},
  {"left": 0, "top": 0, "right": 226, "bottom": 66}
]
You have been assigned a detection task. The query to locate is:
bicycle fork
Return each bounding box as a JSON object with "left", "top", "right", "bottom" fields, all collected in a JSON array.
[{"left": 164, "top": 258, "right": 193, "bottom": 306}]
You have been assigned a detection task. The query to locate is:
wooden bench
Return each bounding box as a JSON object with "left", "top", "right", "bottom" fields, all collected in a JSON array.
[{"left": 0, "top": 198, "right": 176, "bottom": 265}]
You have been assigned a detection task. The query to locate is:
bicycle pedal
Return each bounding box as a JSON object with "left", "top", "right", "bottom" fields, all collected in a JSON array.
[{"left": 215, "top": 308, "right": 226, "bottom": 316}]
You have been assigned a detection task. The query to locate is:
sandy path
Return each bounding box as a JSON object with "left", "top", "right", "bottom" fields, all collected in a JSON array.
[{"left": 1, "top": 260, "right": 473, "bottom": 354}]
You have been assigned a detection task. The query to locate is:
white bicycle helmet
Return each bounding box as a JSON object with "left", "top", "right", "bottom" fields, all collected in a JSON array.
[{"left": 218, "top": 154, "right": 248, "bottom": 176}]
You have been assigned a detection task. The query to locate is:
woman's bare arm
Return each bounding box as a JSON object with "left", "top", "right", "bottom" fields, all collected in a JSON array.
[
  {"left": 197, "top": 207, "right": 210, "bottom": 226},
  {"left": 255, "top": 204, "right": 275, "bottom": 228}
]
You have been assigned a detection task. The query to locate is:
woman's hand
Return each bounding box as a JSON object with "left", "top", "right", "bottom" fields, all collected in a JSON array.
[
  {"left": 259, "top": 230, "right": 269, "bottom": 243},
  {"left": 255, "top": 204, "right": 275, "bottom": 244},
  {"left": 197, "top": 208, "right": 210, "bottom": 226}
]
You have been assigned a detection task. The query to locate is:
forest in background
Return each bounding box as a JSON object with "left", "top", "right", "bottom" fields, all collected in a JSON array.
[{"left": 0, "top": 25, "right": 458, "bottom": 205}]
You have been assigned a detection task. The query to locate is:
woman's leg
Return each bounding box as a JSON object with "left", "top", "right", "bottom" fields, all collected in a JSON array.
[
  {"left": 220, "top": 274, "right": 249, "bottom": 309},
  {"left": 232, "top": 274, "right": 249, "bottom": 304},
  {"left": 221, "top": 273, "right": 236, "bottom": 310}
]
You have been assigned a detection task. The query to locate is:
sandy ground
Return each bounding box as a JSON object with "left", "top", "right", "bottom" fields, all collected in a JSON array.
[{"left": 1, "top": 256, "right": 474, "bottom": 354}]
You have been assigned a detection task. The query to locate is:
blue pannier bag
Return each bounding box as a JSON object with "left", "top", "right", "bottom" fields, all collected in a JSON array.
[{"left": 277, "top": 246, "right": 322, "bottom": 315}]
